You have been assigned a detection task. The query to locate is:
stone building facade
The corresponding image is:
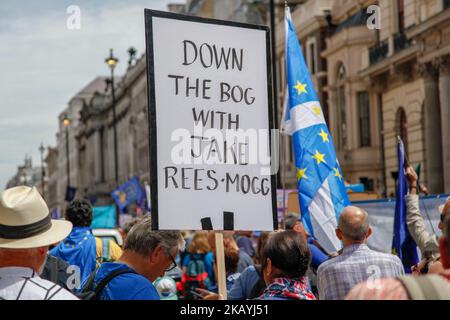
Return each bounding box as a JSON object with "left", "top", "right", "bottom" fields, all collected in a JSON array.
[
  {"left": 50, "top": 77, "right": 109, "bottom": 212},
  {"left": 6, "top": 155, "right": 46, "bottom": 198},
  {"left": 276, "top": 0, "right": 450, "bottom": 196},
  {"left": 76, "top": 54, "right": 150, "bottom": 206},
  {"left": 358, "top": 0, "right": 450, "bottom": 195}
]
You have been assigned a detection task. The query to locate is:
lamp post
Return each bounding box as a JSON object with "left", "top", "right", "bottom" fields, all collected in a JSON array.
[
  {"left": 39, "top": 143, "right": 45, "bottom": 199},
  {"left": 63, "top": 114, "right": 71, "bottom": 188},
  {"left": 105, "top": 48, "right": 119, "bottom": 185}
]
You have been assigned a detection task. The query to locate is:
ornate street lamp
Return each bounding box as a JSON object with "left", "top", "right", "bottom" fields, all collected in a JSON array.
[{"left": 105, "top": 48, "right": 119, "bottom": 185}]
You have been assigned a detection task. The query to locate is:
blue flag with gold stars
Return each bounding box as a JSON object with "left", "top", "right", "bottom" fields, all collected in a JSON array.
[
  {"left": 283, "top": 7, "right": 350, "bottom": 253},
  {"left": 111, "top": 176, "right": 145, "bottom": 213}
]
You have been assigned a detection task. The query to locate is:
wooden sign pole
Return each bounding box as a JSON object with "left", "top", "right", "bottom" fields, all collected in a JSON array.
[{"left": 215, "top": 232, "right": 227, "bottom": 300}]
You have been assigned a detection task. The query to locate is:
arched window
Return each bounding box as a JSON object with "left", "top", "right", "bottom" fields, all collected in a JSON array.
[
  {"left": 336, "top": 64, "right": 347, "bottom": 150},
  {"left": 396, "top": 107, "right": 408, "bottom": 155}
]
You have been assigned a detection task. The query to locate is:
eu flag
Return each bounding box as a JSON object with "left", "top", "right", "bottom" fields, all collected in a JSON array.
[
  {"left": 392, "top": 137, "right": 419, "bottom": 273},
  {"left": 283, "top": 7, "right": 350, "bottom": 253},
  {"left": 111, "top": 176, "right": 145, "bottom": 213}
]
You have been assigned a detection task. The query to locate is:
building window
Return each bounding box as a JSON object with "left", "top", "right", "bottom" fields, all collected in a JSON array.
[
  {"left": 396, "top": 107, "right": 408, "bottom": 155},
  {"left": 358, "top": 91, "right": 371, "bottom": 147},
  {"left": 336, "top": 64, "right": 347, "bottom": 150},
  {"left": 360, "top": 177, "right": 374, "bottom": 192}
]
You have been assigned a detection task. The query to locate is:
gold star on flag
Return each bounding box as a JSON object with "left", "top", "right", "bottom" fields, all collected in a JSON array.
[
  {"left": 297, "top": 168, "right": 308, "bottom": 181},
  {"left": 334, "top": 168, "right": 342, "bottom": 180},
  {"left": 312, "top": 150, "right": 326, "bottom": 165},
  {"left": 318, "top": 129, "right": 329, "bottom": 143},
  {"left": 293, "top": 81, "right": 307, "bottom": 95},
  {"left": 313, "top": 106, "right": 322, "bottom": 116}
]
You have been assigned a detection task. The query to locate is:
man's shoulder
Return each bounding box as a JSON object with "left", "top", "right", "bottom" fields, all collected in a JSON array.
[
  {"left": 106, "top": 273, "right": 158, "bottom": 300},
  {"left": 366, "top": 249, "right": 403, "bottom": 265},
  {"left": 11, "top": 277, "right": 77, "bottom": 300},
  {"left": 346, "top": 278, "right": 408, "bottom": 300},
  {"left": 317, "top": 254, "right": 343, "bottom": 274}
]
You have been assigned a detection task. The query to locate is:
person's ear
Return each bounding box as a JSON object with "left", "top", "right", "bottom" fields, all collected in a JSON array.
[
  {"left": 38, "top": 246, "right": 48, "bottom": 257},
  {"left": 335, "top": 228, "right": 343, "bottom": 241},
  {"left": 366, "top": 227, "right": 372, "bottom": 239},
  {"left": 150, "top": 245, "right": 163, "bottom": 263},
  {"left": 439, "top": 237, "right": 449, "bottom": 269}
]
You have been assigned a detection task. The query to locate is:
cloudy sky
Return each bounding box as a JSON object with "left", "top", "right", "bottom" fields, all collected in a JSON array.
[{"left": 0, "top": 0, "right": 177, "bottom": 189}]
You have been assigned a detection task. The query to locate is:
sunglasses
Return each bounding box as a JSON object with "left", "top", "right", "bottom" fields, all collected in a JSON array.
[{"left": 440, "top": 214, "right": 445, "bottom": 223}]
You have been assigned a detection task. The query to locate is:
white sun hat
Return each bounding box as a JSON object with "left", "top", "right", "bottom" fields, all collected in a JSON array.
[{"left": 0, "top": 186, "right": 72, "bottom": 249}]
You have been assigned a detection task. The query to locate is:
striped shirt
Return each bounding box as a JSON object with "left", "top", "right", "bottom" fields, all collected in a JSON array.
[
  {"left": 0, "top": 267, "right": 78, "bottom": 300},
  {"left": 317, "top": 243, "right": 404, "bottom": 300}
]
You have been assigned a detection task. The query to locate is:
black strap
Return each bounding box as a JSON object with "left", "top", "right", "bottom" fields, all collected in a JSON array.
[
  {"left": 81, "top": 268, "right": 137, "bottom": 300},
  {"left": 93, "top": 269, "right": 137, "bottom": 299}
]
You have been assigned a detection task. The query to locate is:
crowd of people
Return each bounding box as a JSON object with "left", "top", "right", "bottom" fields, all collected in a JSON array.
[{"left": 1, "top": 165, "right": 450, "bottom": 300}]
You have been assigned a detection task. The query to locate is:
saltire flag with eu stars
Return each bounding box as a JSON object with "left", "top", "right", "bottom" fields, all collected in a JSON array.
[{"left": 282, "top": 7, "right": 350, "bottom": 254}]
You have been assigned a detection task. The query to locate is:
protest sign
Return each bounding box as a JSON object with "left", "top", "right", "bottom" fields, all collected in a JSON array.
[{"left": 144, "top": 9, "right": 277, "bottom": 231}]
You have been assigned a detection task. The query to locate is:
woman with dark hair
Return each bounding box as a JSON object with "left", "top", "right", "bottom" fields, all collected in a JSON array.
[{"left": 258, "top": 230, "right": 316, "bottom": 300}]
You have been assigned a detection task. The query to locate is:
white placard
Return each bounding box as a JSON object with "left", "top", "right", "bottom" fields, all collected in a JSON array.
[{"left": 145, "top": 10, "right": 276, "bottom": 231}]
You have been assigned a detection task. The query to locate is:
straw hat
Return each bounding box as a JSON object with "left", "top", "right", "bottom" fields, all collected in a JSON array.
[{"left": 0, "top": 186, "right": 72, "bottom": 249}]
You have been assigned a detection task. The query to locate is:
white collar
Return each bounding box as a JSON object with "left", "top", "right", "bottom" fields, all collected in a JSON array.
[{"left": 0, "top": 266, "right": 37, "bottom": 278}]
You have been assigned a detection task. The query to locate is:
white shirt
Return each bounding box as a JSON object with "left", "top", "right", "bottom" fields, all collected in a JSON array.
[{"left": 0, "top": 267, "right": 78, "bottom": 300}]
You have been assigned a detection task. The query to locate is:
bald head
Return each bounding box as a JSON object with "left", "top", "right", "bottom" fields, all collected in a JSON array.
[{"left": 338, "top": 206, "right": 370, "bottom": 242}]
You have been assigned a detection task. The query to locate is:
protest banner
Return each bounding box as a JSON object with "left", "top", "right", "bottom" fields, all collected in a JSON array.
[
  {"left": 144, "top": 9, "right": 277, "bottom": 232},
  {"left": 145, "top": 9, "right": 277, "bottom": 298}
]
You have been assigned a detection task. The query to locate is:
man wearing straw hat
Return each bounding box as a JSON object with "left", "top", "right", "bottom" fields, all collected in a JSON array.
[{"left": 0, "top": 186, "right": 78, "bottom": 300}]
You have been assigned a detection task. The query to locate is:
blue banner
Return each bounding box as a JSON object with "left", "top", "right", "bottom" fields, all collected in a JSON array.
[
  {"left": 92, "top": 205, "right": 116, "bottom": 229},
  {"left": 111, "top": 176, "right": 145, "bottom": 212},
  {"left": 392, "top": 138, "right": 419, "bottom": 273}
]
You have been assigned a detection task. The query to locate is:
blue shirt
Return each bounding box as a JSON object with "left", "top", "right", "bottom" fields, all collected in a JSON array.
[
  {"left": 228, "top": 265, "right": 261, "bottom": 300},
  {"left": 307, "top": 237, "right": 329, "bottom": 271},
  {"left": 88, "top": 262, "right": 160, "bottom": 300},
  {"left": 208, "top": 272, "right": 240, "bottom": 293}
]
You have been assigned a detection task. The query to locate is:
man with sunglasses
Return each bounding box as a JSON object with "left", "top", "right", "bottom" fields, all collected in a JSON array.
[
  {"left": 81, "top": 217, "right": 184, "bottom": 300},
  {"left": 405, "top": 165, "right": 450, "bottom": 273}
]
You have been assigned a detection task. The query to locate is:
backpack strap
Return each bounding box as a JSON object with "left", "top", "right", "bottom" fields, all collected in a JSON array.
[
  {"left": 398, "top": 275, "right": 450, "bottom": 300},
  {"left": 49, "top": 255, "right": 58, "bottom": 284},
  {"left": 93, "top": 269, "right": 137, "bottom": 300},
  {"left": 81, "top": 267, "right": 99, "bottom": 294}
]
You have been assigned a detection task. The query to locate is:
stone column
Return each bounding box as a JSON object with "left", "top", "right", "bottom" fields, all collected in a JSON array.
[
  {"left": 437, "top": 57, "right": 450, "bottom": 193},
  {"left": 420, "top": 63, "right": 444, "bottom": 193}
]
